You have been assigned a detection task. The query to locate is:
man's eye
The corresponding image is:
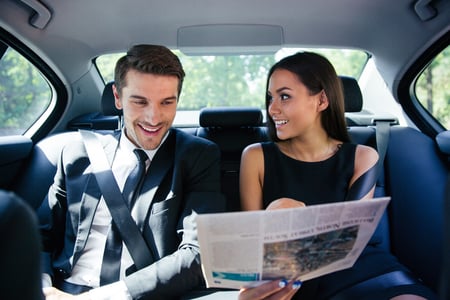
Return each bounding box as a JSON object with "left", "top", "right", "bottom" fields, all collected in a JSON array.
[{"left": 163, "top": 100, "right": 176, "bottom": 105}]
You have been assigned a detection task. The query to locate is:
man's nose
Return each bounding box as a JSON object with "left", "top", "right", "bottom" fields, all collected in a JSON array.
[{"left": 144, "top": 104, "right": 162, "bottom": 124}]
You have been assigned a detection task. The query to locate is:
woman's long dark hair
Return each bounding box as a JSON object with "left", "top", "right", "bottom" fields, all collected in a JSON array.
[{"left": 265, "top": 52, "right": 350, "bottom": 143}]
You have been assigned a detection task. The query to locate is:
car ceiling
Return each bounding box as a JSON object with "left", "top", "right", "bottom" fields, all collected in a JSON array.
[{"left": 0, "top": 0, "right": 449, "bottom": 93}]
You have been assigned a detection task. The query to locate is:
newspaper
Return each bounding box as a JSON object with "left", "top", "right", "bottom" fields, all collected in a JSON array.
[{"left": 196, "top": 197, "right": 390, "bottom": 289}]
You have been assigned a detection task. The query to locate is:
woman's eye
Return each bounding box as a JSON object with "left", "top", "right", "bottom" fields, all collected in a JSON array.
[{"left": 280, "top": 94, "right": 290, "bottom": 101}]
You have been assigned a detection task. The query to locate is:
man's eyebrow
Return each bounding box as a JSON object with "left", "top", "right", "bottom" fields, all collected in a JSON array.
[
  {"left": 129, "top": 94, "right": 147, "bottom": 100},
  {"left": 164, "top": 95, "right": 178, "bottom": 101},
  {"left": 129, "top": 94, "right": 178, "bottom": 101}
]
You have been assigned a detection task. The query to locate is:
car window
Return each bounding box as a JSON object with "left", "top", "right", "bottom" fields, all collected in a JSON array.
[
  {"left": 0, "top": 43, "right": 53, "bottom": 136},
  {"left": 96, "top": 48, "right": 368, "bottom": 125},
  {"left": 415, "top": 45, "right": 450, "bottom": 129}
]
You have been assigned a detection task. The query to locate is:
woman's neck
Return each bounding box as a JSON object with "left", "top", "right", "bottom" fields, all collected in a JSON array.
[{"left": 278, "top": 131, "right": 340, "bottom": 162}]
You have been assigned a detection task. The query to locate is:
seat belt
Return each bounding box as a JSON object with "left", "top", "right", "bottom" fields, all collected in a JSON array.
[
  {"left": 374, "top": 120, "right": 391, "bottom": 188},
  {"left": 79, "top": 130, "right": 154, "bottom": 270}
]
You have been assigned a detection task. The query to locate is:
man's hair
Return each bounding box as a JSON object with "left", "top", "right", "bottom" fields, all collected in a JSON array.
[{"left": 114, "top": 44, "right": 185, "bottom": 96}]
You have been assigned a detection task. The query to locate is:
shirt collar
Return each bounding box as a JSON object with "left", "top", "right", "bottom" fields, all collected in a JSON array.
[{"left": 119, "top": 129, "right": 170, "bottom": 161}]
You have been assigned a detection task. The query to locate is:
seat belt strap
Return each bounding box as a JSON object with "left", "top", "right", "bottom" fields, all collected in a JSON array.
[
  {"left": 347, "top": 120, "right": 390, "bottom": 200},
  {"left": 374, "top": 120, "right": 391, "bottom": 187},
  {"left": 79, "top": 130, "right": 154, "bottom": 270}
]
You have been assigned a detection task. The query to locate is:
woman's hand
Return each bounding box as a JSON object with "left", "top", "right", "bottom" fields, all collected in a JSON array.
[
  {"left": 43, "top": 287, "right": 91, "bottom": 300},
  {"left": 266, "top": 198, "right": 305, "bottom": 210},
  {"left": 238, "top": 279, "right": 302, "bottom": 300}
]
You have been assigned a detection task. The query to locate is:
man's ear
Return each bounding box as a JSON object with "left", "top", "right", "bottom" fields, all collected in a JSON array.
[
  {"left": 318, "top": 91, "right": 329, "bottom": 112},
  {"left": 112, "top": 84, "right": 122, "bottom": 110}
]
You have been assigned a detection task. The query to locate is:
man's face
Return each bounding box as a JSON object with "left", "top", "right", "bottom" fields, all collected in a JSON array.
[{"left": 113, "top": 69, "right": 179, "bottom": 150}]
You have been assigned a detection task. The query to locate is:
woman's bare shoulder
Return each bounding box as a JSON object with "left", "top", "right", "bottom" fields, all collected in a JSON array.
[
  {"left": 355, "top": 144, "right": 379, "bottom": 168},
  {"left": 242, "top": 142, "right": 264, "bottom": 156}
]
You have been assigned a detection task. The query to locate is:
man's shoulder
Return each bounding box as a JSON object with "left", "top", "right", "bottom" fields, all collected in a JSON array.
[{"left": 61, "top": 130, "right": 119, "bottom": 159}]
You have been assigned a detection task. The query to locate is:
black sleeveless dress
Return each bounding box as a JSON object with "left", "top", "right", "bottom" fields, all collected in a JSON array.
[
  {"left": 262, "top": 142, "right": 355, "bottom": 208},
  {"left": 260, "top": 142, "right": 436, "bottom": 299}
]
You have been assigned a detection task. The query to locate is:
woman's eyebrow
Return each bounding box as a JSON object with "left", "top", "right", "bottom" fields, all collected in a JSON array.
[{"left": 275, "top": 86, "right": 292, "bottom": 93}]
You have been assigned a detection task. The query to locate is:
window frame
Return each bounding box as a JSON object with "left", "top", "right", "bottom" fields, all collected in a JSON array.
[{"left": 0, "top": 27, "right": 67, "bottom": 142}]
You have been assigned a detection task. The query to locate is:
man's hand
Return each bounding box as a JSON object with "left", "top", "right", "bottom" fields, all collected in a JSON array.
[{"left": 43, "top": 287, "right": 91, "bottom": 300}]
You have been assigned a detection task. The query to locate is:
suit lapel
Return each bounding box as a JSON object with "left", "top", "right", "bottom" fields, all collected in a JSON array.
[{"left": 132, "top": 130, "right": 176, "bottom": 228}]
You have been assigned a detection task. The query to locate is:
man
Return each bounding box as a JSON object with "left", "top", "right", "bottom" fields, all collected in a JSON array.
[{"left": 39, "top": 44, "right": 224, "bottom": 299}]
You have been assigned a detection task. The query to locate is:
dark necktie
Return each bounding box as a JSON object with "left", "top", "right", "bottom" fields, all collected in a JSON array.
[
  {"left": 99, "top": 149, "right": 148, "bottom": 285},
  {"left": 122, "top": 149, "right": 149, "bottom": 208}
]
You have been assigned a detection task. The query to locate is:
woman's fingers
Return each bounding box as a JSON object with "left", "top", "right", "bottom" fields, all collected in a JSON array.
[
  {"left": 238, "top": 279, "right": 302, "bottom": 300},
  {"left": 266, "top": 198, "right": 306, "bottom": 210}
]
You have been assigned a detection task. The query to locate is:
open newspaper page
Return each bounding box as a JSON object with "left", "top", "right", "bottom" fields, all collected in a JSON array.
[{"left": 196, "top": 197, "right": 390, "bottom": 289}]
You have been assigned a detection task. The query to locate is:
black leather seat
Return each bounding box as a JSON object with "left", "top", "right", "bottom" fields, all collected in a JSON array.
[
  {"left": 0, "top": 190, "right": 43, "bottom": 300},
  {"left": 197, "top": 107, "right": 268, "bottom": 211}
]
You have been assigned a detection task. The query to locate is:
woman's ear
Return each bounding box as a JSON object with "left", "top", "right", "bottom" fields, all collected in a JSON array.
[{"left": 318, "top": 90, "right": 329, "bottom": 112}]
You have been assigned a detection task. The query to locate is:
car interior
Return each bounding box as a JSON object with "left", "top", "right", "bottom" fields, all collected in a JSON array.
[{"left": 0, "top": 0, "right": 449, "bottom": 299}]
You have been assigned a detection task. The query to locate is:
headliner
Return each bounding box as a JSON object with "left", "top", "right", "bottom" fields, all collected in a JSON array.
[{"left": 0, "top": 0, "right": 449, "bottom": 90}]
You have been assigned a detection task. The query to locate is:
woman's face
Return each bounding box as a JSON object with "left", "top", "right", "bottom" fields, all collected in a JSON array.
[{"left": 267, "top": 69, "right": 327, "bottom": 140}]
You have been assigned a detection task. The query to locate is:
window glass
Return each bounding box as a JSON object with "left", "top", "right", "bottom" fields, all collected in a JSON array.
[
  {"left": 415, "top": 46, "right": 450, "bottom": 128},
  {"left": 96, "top": 48, "right": 368, "bottom": 125},
  {"left": 0, "top": 46, "right": 52, "bottom": 136}
]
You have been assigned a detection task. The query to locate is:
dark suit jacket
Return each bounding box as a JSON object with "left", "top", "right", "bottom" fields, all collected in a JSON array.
[{"left": 38, "top": 128, "right": 225, "bottom": 299}]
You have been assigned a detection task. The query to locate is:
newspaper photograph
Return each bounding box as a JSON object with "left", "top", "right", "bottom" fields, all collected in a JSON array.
[{"left": 196, "top": 197, "right": 391, "bottom": 289}]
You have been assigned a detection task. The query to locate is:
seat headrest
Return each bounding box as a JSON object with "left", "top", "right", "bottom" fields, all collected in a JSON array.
[
  {"left": 340, "top": 76, "right": 363, "bottom": 112},
  {"left": 200, "top": 107, "right": 263, "bottom": 128},
  {"left": 102, "top": 82, "right": 122, "bottom": 116}
]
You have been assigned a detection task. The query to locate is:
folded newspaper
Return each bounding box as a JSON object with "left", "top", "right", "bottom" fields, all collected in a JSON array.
[{"left": 196, "top": 197, "right": 390, "bottom": 289}]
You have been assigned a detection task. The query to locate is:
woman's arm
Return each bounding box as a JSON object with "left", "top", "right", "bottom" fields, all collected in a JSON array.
[
  {"left": 347, "top": 144, "right": 379, "bottom": 200},
  {"left": 239, "top": 143, "right": 265, "bottom": 210}
]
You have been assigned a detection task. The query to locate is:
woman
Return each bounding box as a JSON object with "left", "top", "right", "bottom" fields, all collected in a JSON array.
[{"left": 238, "top": 52, "right": 434, "bottom": 300}]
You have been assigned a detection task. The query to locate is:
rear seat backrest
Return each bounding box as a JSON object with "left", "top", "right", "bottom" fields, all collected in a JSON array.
[
  {"left": 386, "top": 126, "right": 446, "bottom": 289},
  {"left": 14, "top": 82, "right": 121, "bottom": 208},
  {"left": 68, "top": 82, "right": 121, "bottom": 130},
  {"left": 13, "top": 131, "right": 81, "bottom": 209},
  {"left": 196, "top": 107, "right": 268, "bottom": 211}
]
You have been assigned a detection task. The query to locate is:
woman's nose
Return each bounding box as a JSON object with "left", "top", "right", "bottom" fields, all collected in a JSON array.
[{"left": 268, "top": 99, "right": 280, "bottom": 116}]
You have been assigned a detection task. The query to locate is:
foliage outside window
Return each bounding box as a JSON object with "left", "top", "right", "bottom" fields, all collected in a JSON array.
[
  {"left": 96, "top": 48, "right": 368, "bottom": 112},
  {"left": 416, "top": 46, "right": 450, "bottom": 128},
  {"left": 0, "top": 46, "right": 52, "bottom": 136}
]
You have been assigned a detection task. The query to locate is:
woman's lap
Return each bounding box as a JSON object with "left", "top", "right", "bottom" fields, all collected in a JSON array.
[{"left": 293, "top": 246, "right": 437, "bottom": 300}]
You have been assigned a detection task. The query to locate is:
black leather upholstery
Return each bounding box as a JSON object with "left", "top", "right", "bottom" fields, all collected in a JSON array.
[
  {"left": 199, "top": 107, "right": 262, "bottom": 128},
  {"left": 197, "top": 107, "right": 267, "bottom": 212},
  {"left": 101, "top": 81, "right": 122, "bottom": 117},
  {"left": 341, "top": 75, "right": 363, "bottom": 113},
  {"left": 0, "top": 190, "right": 43, "bottom": 300}
]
